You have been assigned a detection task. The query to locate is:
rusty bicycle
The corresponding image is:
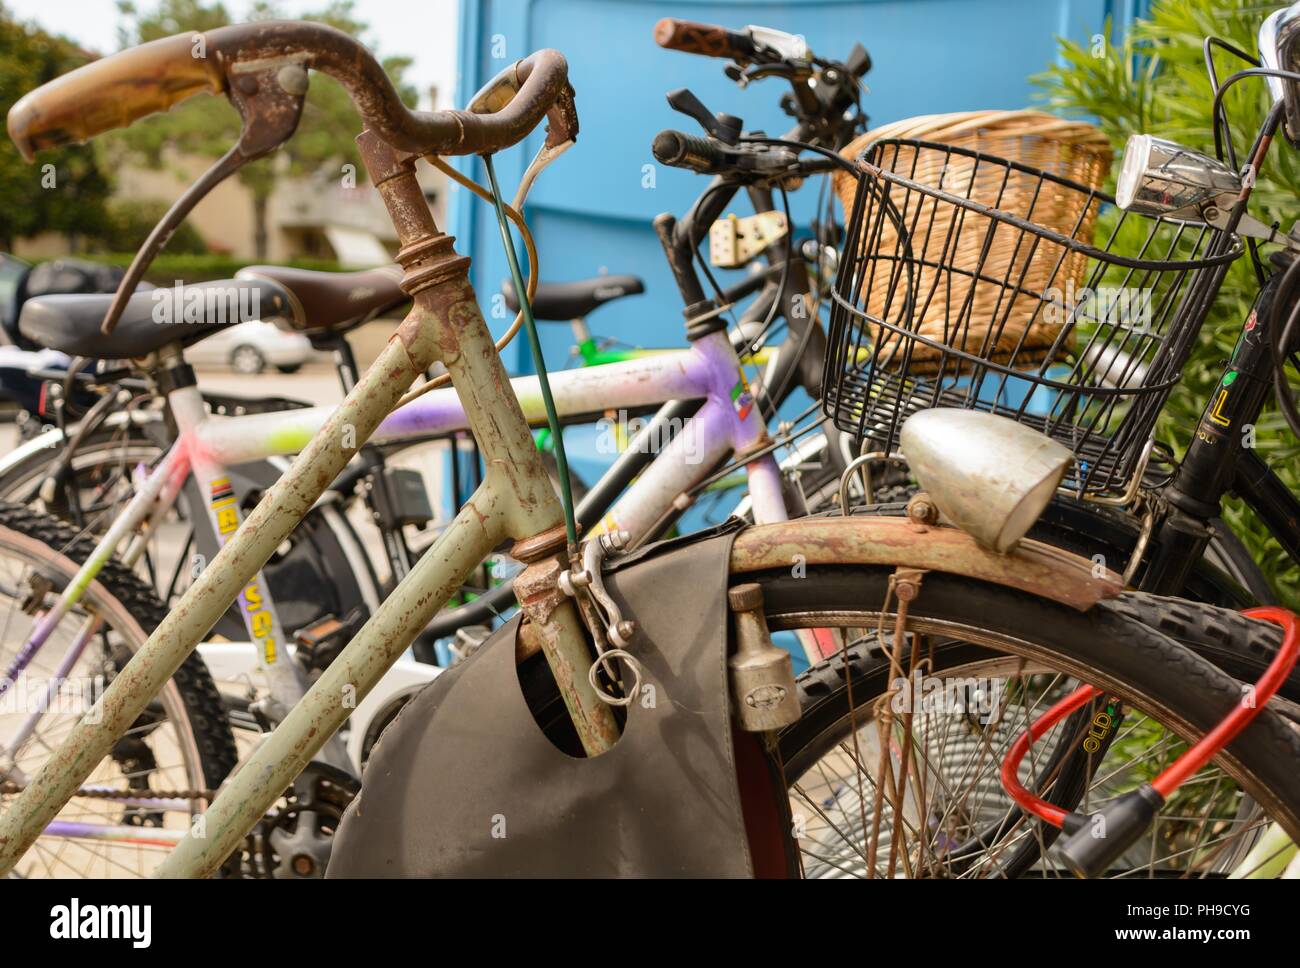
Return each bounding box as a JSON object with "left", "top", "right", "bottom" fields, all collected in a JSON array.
[{"left": 0, "top": 19, "right": 1297, "bottom": 879}]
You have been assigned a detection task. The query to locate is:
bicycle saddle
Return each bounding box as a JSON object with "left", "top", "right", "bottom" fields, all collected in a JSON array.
[
  {"left": 18, "top": 277, "right": 294, "bottom": 360},
  {"left": 236, "top": 265, "right": 408, "bottom": 336},
  {"left": 502, "top": 274, "right": 644, "bottom": 320}
]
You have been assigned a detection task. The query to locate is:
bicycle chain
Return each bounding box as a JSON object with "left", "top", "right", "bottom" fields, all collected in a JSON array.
[{"left": 0, "top": 779, "right": 215, "bottom": 800}]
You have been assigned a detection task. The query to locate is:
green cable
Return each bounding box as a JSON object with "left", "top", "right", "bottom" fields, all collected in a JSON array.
[{"left": 482, "top": 154, "right": 579, "bottom": 549}]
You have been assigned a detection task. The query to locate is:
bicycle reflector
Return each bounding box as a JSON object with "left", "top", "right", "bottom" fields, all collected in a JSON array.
[
  {"left": 1000, "top": 607, "right": 1299, "bottom": 878},
  {"left": 899, "top": 409, "right": 1072, "bottom": 553}
]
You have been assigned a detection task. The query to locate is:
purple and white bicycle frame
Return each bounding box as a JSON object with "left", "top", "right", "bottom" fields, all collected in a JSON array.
[{"left": 1, "top": 322, "right": 790, "bottom": 815}]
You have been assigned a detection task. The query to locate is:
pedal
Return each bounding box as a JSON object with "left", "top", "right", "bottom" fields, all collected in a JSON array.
[{"left": 293, "top": 607, "right": 364, "bottom": 674}]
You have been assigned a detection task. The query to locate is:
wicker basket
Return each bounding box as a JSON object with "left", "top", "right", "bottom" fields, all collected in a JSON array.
[{"left": 833, "top": 111, "right": 1113, "bottom": 370}]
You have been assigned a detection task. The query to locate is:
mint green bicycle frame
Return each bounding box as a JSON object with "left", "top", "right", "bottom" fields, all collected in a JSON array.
[{"left": 0, "top": 118, "right": 629, "bottom": 876}]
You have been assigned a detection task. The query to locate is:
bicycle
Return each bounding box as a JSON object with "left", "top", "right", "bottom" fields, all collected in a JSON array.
[
  {"left": 0, "top": 19, "right": 873, "bottom": 575},
  {"left": 0, "top": 29, "right": 873, "bottom": 804},
  {"left": 1, "top": 18, "right": 1297, "bottom": 880},
  {"left": 757, "top": 1, "right": 1300, "bottom": 876},
  {"left": 0, "top": 19, "right": 844, "bottom": 876},
  {"left": 323, "top": 15, "right": 1300, "bottom": 879}
]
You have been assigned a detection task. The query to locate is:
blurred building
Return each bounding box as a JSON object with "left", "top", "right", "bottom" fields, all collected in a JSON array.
[{"left": 14, "top": 151, "right": 445, "bottom": 266}]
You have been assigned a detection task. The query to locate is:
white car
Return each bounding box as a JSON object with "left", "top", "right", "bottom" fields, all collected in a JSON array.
[{"left": 184, "top": 319, "right": 315, "bottom": 375}]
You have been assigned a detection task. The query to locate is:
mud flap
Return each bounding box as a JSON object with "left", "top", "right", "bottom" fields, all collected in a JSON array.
[{"left": 327, "top": 524, "right": 769, "bottom": 876}]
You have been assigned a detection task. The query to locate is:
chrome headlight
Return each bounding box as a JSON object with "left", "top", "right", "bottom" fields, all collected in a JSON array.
[
  {"left": 1115, "top": 134, "right": 1242, "bottom": 221},
  {"left": 899, "top": 409, "right": 1072, "bottom": 554}
]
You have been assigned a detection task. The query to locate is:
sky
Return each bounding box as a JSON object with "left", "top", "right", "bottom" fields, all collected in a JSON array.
[{"left": 4, "top": 0, "right": 461, "bottom": 109}]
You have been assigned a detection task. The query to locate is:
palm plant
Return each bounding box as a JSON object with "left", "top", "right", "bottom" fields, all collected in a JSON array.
[{"left": 1036, "top": 0, "right": 1300, "bottom": 607}]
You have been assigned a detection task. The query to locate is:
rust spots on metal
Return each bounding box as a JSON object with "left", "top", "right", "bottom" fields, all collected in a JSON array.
[
  {"left": 516, "top": 621, "right": 543, "bottom": 662},
  {"left": 464, "top": 498, "right": 489, "bottom": 529},
  {"left": 510, "top": 525, "right": 568, "bottom": 564},
  {"left": 730, "top": 516, "right": 1122, "bottom": 611},
  {"left": 891, "top": 566, "right": 926, "bottom": 603},
  {"left": 905, "top": 492, "right": 940, "bottom": 529},
  {"left": 513, "top": 556, "right": 567, "bottom": 621}
]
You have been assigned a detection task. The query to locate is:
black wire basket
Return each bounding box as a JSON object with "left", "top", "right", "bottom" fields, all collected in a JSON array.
[{"left": 823, "top": 138, "right": 1243, "bottom": 499}]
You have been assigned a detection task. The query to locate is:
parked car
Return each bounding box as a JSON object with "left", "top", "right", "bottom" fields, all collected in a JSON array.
[
  {"left": 184, "top": 319, "right": 315, "bottom": 374},
  {"left": 0, "top": 254, "right": 125, "bottom": 423}
]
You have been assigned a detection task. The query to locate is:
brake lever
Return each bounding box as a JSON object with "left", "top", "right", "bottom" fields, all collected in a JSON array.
[
  {"left": 845, "top": 43, "right": 872, "bottom": 78},
  {"left": 666, "top": 87, "right": 742, "bottom": 145},
  {"left": 99, "top": 63, "right": 308, "bottom": 335},
  {"left": 741, "top": 62, "right": 811, "bottom": 83}
]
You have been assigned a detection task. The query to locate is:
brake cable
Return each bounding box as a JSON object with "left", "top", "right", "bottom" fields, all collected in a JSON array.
[
  {"left": 1000, "top": 606, "right": 1299, "bottom": 876},
  {"left": 393, "top": 146, "right": 558, "bottom": 410},
  {"left": 483, "top": 153, "right": 579, "bottom": 549}
]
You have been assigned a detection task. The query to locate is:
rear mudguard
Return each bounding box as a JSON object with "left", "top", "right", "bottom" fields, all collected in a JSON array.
[{"left": 729, "top": 514, "right": 1123, "bottom": 610}]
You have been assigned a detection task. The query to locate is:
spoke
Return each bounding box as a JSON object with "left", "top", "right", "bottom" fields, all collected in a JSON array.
[
  {"left": 792, "top": 782, "right": 871, "bottom": 864},
  {"left": 780, "top": 618, "right": 1293, "bottom": 880}
]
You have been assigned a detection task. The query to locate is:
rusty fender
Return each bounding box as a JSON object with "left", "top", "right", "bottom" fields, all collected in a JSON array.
[{"left": 728, "top": 515, "right": 1122, "bottom": 611}]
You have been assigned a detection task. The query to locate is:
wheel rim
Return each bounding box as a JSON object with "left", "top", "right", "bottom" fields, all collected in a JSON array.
[{"left": 0, "top": 527, "right": 206, "bottom": 878}]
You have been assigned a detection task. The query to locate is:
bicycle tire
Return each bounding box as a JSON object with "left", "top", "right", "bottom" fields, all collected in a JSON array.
[
  {"left": 0, "top": 501, "right": 238, "bottom": 877},
  {"left": 754, "top": 567, "right": 1300, "bottom": 875}
]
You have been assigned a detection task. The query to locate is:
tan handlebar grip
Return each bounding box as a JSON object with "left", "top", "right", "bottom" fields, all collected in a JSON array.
[
  {"left": 653, "top": 18, "right": 755, "bottom": 60},
  {"left": 7, "top": 33, "right": 225, "bottom": 161}
]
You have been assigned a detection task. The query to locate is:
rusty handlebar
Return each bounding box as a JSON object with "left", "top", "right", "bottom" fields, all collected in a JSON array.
[{"left": 8, "top": 20, "right": 577, "bottom": 162}]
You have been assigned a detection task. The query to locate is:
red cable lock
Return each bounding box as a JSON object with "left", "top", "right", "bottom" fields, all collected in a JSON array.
[{"left": 999, "top": 606, "right": 1299, "bottom": 876}]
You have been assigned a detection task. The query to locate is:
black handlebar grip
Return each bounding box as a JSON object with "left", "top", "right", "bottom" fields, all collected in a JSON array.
[
  {"left": 652, "top": 129, "right": 726, "bottom": 173},
  {"left": 653, "top": 18, "right": 757, "bottom": 61}
]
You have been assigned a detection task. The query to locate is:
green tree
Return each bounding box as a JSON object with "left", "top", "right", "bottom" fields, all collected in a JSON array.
[
  {"left": 99, "top": 198, "right": 207, "bottom": 254},
  {"left": 1036, "top": 0, "right": 1300, "bottom": 606},
  {"left": 0, "top": 2, "right": 112, "bottom": 251},
  {"left": 111, "top": 0, "right": 416, "bottom": 258}
]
